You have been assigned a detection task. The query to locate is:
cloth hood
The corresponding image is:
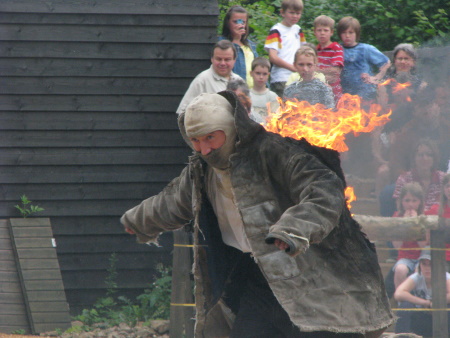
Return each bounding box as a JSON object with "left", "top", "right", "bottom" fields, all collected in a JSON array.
[{"left": 178, "top": 90, "right": 264, "bottom": 152}]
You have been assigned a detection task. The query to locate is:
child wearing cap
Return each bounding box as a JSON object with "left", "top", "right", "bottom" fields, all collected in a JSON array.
[{"left": 394, "top": 248, "right": 450, "bottom": 335}]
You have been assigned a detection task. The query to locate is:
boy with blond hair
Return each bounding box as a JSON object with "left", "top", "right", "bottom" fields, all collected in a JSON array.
[
  {"left": 286, "top": 42, "right": 326, "bottom": 85},
  {"left": 248, "top": 57, "right": 279, "bottom": 123},
  {"left": 264, "top": 0, "right": 307, "bottom": 97},
  {"left": 314, "top": 15, "right": 344, "bottom": 103},
  {"left": 337, "top": 16, "right": 390, "bottom": 101},
  {"left": 283, "top": 45, "right": 335, "bottom": 108}
]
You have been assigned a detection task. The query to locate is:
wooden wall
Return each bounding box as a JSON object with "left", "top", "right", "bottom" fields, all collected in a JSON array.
[{"left": 0, "top": 0, "right": 218, "bottom": 314}]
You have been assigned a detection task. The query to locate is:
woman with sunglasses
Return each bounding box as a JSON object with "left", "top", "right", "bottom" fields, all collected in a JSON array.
[{"left": 219, "top": 6, "right": 258, "bottom": 87}]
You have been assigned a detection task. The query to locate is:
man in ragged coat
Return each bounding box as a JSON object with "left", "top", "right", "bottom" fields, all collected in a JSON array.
[{"left": 121, "top": 91, "right": 394, "bottom": 337}]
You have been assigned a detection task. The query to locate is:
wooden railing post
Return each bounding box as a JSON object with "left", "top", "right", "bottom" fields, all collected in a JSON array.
[
  {"left": 169, "top": 228, "right": 195, "bottom": 338},
  {"left": 430, "top": 217, "right": 449, "bottom": 338}
]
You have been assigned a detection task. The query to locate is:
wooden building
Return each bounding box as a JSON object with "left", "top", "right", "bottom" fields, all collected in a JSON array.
[{"left": 0, "top": 0, "right": 218, "bottom": 315}]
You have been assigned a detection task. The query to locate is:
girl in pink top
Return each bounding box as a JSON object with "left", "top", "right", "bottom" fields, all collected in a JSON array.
[{"left": 392, "top": 182, "right": 428, "bottom": 289}]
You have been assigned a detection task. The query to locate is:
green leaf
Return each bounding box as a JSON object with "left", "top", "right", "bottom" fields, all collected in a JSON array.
[{"left": 15, "top": 195, "right": 44, "bottom": 217}]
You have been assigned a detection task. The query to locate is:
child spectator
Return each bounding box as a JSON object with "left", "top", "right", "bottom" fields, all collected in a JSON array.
[
  {"left": 393, "top": 138, "right": 445, "bottom": 212},
  {"left": 394, "top": 248, "right": 450, "bottom": 335},
  {"left": 283, "top": 46, "right": 334, "bottom": 108},
  {"left": 391, "top": 182, "right": 428, "bottom": 290},
  {"left": 337, "top": 16, "right": 390, "bottom": 102},
  {"left": 425, "top": 173, "right": 450, "bottom": 271},
  {"left": 377, "top": 43, "right": 426, "bottom": 111},
  {"left": 313, "top": 15, "right": 344, "bottom": 103},
  {"left": 226, "top": 78, "right": 252, "bottom": 114},
  {"left": 285, "top": 43, "right": 326, "bottom": 85},
  {"left": 219, "top": 5, "right": 258, "bottom": 87},
  {"left": 248, "top": 57, "right": 279, "bottom": 123},
  {"left": 264, "top": 0, "right": 307, "bottom": 97}
]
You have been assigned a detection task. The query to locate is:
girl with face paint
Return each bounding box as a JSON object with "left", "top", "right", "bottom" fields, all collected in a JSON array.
[{"left": 219, "top": 5, "right": 258, "bottom": 87}]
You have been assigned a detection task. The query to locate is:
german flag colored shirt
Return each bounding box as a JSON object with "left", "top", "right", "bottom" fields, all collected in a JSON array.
[{"left": 264, "top": 23, "right": 306, "bottom": 83}]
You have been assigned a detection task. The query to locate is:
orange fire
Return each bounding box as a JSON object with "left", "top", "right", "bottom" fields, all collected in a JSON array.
[
  {"left": 392, "top": 81, "right": 411, "bottom": 94},
  {"left": 265, "top": 94, "right": 390, "bottom": 211},
  {"left": 344, "top": 186, "right": 356, "bottom": 211},
  {"left": 265, "top": 93, "right": 391, "bottom": 152},
  {"left": 379, "top": 79, "right": 413, "bottom": 101},
  {"left": 379, "top": 78, "right": 412, "bottom": 94}
]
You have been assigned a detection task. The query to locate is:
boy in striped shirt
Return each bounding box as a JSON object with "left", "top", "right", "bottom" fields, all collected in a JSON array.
[{"left": 314, "top": 15, "right": 344, "bottom": 103}]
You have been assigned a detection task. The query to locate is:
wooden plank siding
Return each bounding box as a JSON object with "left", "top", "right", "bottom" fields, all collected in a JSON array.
[{"left": 0, "top": 0, "right": 219, "bottom": 315}]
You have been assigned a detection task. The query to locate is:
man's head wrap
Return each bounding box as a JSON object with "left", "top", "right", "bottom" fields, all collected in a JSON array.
[{"left": 185, "top": 93, "right": 236, "bottom": 169}]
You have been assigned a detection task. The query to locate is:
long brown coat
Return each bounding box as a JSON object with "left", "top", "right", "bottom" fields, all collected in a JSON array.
[{"left": 121, "top": 92, "right": 394, "bottom": 337}]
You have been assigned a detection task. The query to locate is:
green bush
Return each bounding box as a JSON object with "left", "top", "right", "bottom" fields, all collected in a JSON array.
[
  {"left": 218, "top": 0, "right": 450, "bottom": 52},
  {"left": 136, "top": 264, "right": 173, "bottom": 321},
  {"left": 72, "top": 261, "right": 173, "bottom": 331}
]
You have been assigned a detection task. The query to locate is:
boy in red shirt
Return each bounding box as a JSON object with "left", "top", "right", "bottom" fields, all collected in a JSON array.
[{"left": 313, "top": 15, "right": 344, "bottom": 103}]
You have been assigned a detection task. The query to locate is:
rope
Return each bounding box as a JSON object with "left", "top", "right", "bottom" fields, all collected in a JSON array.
[
  {"left": 376, "top": 247, "right": 450, "bottom": 251},
  {"left": 392, "top": 307, "right": 450, "bottom": 311},
  {"left": 173, "top": 244, "right": 207, "bottom": 248}
]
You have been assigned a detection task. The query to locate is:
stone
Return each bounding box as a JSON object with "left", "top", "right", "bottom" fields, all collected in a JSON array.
[{"left": 150, "top": 320, "right": 169, "bottom": 334}]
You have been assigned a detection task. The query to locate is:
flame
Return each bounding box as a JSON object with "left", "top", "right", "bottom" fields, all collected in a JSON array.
[
  {"left": 379, "top": 78, "right": 411, "bottom": 93},
  {"left": 392, "top": 81, "right": 411, "bottom": 94},
  {"left": 264, "top": 93, "right": 390, "bottom": 211},
  {"left": 379, "top": 79, "right": 413, "bottom": 101},
  {"left": 265, "top": 93, "right": 391, "bottom": 152},
  {"left": 345, "top": 186, "right": 356, "bottom": 211}
]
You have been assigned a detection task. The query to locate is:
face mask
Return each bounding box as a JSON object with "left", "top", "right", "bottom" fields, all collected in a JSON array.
[
  {"left": 200, "top": 148, "right": 230, "bottom": 169},
  {"left": 199, "top": 127, "right": 236, "bottom": 170},
  {"left": 184, "top": 93, "right": 236, "bottom": 169}
]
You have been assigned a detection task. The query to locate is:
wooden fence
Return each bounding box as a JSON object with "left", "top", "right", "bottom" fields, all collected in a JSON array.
[{"left": 356, "top": 214, "right": 449, "bottom": 337}]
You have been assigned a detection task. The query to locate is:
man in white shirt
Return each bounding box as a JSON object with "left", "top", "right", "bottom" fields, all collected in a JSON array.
[{"left": 176, "top": 40, "right": 243, "bottom": 115}]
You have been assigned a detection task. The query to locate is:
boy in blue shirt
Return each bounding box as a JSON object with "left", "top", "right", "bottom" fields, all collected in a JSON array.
[{"left": 337, "top": 16, "right": 390, "bottom": 102}]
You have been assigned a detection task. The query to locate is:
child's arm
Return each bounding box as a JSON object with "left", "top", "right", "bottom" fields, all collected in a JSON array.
[
  {"left": 370, "top": 126, "right": 388, "bottom": 165},
  {"left": 361, "top": 60, "right": 391, "bottom": 85},
  {"left": 377, "top": 85, "right": 388, "bottom": 107},
  {"left": 267, "top": 49, "right": 297, "bottom": 73},
  {"left": 394, "top": 277, "right": 431, "bottom": 307},
  {"left": 446, "top": 278, "right": 450, "bottom": 304},
  {"left": 392, "top": 241, "right": 402, "bottom": 249},
  {"left": 320, "top": 66, "right": 342, "bottom": 84}
]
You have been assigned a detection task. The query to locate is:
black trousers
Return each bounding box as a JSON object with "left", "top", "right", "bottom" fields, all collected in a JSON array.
[{"left": 229, "top": 253, "right": 364, "bottom": 338}]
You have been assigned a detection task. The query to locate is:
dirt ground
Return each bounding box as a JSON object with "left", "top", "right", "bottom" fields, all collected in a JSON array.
[{"left": 0, "top": 335, "right": 48, "bottom": 338}]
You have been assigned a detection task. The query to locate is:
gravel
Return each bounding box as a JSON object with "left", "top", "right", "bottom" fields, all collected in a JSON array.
[{"left": 40, "top": 320, "right": 170, "bottom": 338}]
